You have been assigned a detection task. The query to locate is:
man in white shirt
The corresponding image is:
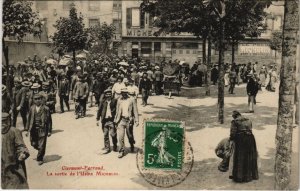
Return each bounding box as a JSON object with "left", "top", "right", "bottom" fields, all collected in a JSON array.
[
  {"left": 114, "top": 88, "right": 139, "bottom": 158},
  {"left": 112, "top": 77, "right": 126, "bottom": 99},
  {"left": 127, "top": 79, "right": 139, "bottom": 100},
  {"left": 96, "top": 89, "right": 118, "bottom": 154}
]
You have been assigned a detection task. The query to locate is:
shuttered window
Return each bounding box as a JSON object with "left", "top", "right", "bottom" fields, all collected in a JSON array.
[{"left": 126, "top": 8, "right": 132, "bottom": 28}]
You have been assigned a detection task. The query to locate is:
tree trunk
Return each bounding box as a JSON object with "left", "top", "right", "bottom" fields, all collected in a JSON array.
[
  {"left": 275, "top": 0, "right": 299, "bottom": 190},
  {"left": 205, "top": 33, "right": 212, "bottom": 96},
  {"left": 218, "top": 20, "right": 225, "bottom": 124},
  {"left": 202, "top": 37, "right": 207, "bottom": 64},
  {"left": 275, "top": 50, "right": 277, "bottom": 63},
  {"left": 2, "top": 37, "right": 12, "bottom": 97},
  {"left": 72, "top": 49, "right": 76, "bottom": 68},
  {"left": 231, "top": 41, "right": 235, "bottom": 63}
]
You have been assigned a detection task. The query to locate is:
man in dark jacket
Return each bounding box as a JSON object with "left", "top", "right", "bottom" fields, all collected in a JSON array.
[
  {"left": 246, "top": 75, "right": 259, "bottom": 113},
  {"left": 96, "top": 89, "right": 118, "bottom": 154},
  {"left": 139, "top": 73, "right": 152, "bottom": 106},
  {"left": 58, "top": 74, "right": 70, "bottom": 113},
  {"left": 2, "top": 85, "right": 13, "bottom": 114},
  {"left": 92, "top": 72, "right": 106, "bottom": 106},
  {"left": 25, "top": 93, "right": 51, "bottom": 165},
  {"left": 12, "top": 80, "right": 32, "bottom": 129},
  {"left": 2, "top": 113, "right": 30, "bottom": 189},
  {"left": 73, "top": 75, "right": 89, "bottom": 119}
]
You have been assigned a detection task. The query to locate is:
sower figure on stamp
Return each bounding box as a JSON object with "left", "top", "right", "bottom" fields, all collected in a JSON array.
[
  {"left": 2, "top": 113, "right": 30, "bottom": 189},
  {"left": 25, "top": 93, "right": 52, "bottom": 165},
  {"left": 96, "top": 88, "right": 118, "bottom": 154},
  {"left": 114, "top": 88, "right": 139, "bottom": 158}
]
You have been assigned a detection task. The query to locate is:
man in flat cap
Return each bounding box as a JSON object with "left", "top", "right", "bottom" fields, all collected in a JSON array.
[
  {"left": 96, "top": 88, "right": 118, "bottom": 154},
  {"left": 114, "top": 88, "right": 139, "bottom": 158},
  {"left": 25, "top": 93, "right": 51, "bottom": 165},
  {"left": 2, "top": 113, "right": 30, "bottom": 189}
]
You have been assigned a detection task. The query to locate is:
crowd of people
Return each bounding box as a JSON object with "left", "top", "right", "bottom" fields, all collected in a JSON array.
[{"left": 1, "top": 52, "right": 280, "bottom": 188}]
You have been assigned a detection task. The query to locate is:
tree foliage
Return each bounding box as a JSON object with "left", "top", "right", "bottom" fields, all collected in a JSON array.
[
  {"left": 3, "top": 0, "right": 42, "bottom": 41},
  {"left": 269, "top": 31, "right": 283, "bottom": 52},
  {"left": 88, "top": 22, "right": 116, "bottom": 54},
  {"left": 51, "top": 5, "right": 88, "bottom": 62}
]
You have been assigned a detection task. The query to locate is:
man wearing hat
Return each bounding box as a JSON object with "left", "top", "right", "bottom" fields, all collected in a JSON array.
[
  {"left": 139, "top": 72, "right": 152, "bottom": 106},
  {"left": 25, "top": 93, "right": 51, "bottom": 165},
  {"left": 40, "top": 81, "right": 56, "bottom": 113},
  {"left": 12, "top": 80, "right": 32, "bottom": 129},
  {"left": 28, "top": 82, "right": 41, "bottom": 108},
  {"left": 58, "top": 73, "right": 70, "bottom": 113},
  {"left": 112, "top": 77, "right": 126, "bottom": 99},
  {"left": 127, "top": 79, "right": 139, "bottom": 100},
  {"left": 73, "top": 74, "right": 89, "bottom": 119},
  {"left": 96, "top": 88, "right": 118, "bottom": 154},
  {"left": 2, "top": 113, "right": 30, "bottom": 188},
  {"left": 153, "top": 66, "right": 163, "bottom": 95},
  {"left": 211, "top": 64, "right": 219, "bottom": 85},
  {"left": 114, "top": 88, "right": 139, "bottom": 158},
  {"left": 92, "top": 72, "right": 107, "bottom": 106}
]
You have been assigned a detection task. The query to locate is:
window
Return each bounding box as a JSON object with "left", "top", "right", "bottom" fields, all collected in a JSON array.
[
  {"left": 131, "top": 8, "right": 140, "bottom": 27},
  {"left": 113, "top": 19, "right": 121, "bottom": 32},
  {"left": 193, "top": 50, "right": 197, "bottom": 54},
  {"left": 186, "top": 50, "right": 190, "bottom": 54},
  {"left": 126, "top": 8, "right": 132, "bottom": 28},
  {"left": 154, "top": 42, "right": 161, "bottom": 51},
  {"left": 140, "top": 9, "right": 145, "bottom": 28},
  {"left": 141, "top": 42, "right": 151, "bottom": 54},
  {"left": 179, "top": 50, "right": 183, "bottom": 54},
  {"left": 88, "top": 1, "right": 100, "bottom": 11},
  {"left": 63, "top": 1, "right": 74, "bottom": 10},
  {"left": 36, "top": 1, "right": 48, "bottom": 10},
  {"left": 273, "top": 16, "right": 282, "bottom": 30},
  {"left": 172, "top": 50, "right": 176, "bottom": 54},
  {"left": 89, "top": 19, "right": 100, "bottom": 27},
  {"left": 113, "top": 1, "right": 122, "bottom": 10}
]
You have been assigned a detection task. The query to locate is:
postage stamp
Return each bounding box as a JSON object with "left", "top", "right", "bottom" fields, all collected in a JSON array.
[
  {"left": 144, "top": 121, "right": 184, "bottom": 170},
  {"left": 136, "top": 119, "right": 194, "bottom": 188}
]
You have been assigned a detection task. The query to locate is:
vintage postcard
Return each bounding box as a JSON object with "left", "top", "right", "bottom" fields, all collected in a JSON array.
[{"left": 1, "top": 0, "right": 299, "bottom": 190}]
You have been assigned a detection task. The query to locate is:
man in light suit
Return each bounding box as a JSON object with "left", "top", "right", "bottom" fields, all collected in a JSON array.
[{"left": 114, "top": 88, "right": 139, "bottom": 158}]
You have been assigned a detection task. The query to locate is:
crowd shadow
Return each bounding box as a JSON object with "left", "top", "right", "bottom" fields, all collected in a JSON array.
[
  {"left": 144, "top": 102, "right": 278, "bottom": 132},
  {"left": 131, "top": 147, "right": 299, "bottom": 190},
  {"left": 43, "top": 154, "right": 62, "bottom": 163}
]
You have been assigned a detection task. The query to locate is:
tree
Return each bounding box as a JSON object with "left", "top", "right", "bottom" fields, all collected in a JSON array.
[
  {"left": 51, "top": 5, "right": 88, "bottom": 66},
  {"left": 3, "top": 0, "right": 42, "bottom": 95},
  {"left": 88, "top": 22, "right": 116, "bottom": 55},
  {"left": 275, "top": 0, "right": 299, "bottom": 189},
  {"left": 143, "top": 0, "right": 271, "bottom": 123},
  {"left": 269, "top": 31, "right": 283, "bottom": 63}
]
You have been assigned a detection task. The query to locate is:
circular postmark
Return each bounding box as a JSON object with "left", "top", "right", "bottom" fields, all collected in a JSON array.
[{"left": 136, "top": 127, "right": 194, "bottom": 188}]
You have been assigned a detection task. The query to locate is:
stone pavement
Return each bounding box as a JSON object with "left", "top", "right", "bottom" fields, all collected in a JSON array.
[{"left": 17, "top": 84, "right": 299, "bottom": 189}]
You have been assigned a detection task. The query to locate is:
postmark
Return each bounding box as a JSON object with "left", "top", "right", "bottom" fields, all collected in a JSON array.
[{"left": 136, "top": 119, "right": 194, "bottom": 188}]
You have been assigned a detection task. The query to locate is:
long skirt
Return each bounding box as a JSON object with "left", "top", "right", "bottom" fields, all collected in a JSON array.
[{"left": 232, "top": 133, "right": 259, "bottom": 183}]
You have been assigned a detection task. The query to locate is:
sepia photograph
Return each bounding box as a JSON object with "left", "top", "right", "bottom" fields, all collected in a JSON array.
[{"left": 1, "top": 0, "right": 299, "bottom": 189}]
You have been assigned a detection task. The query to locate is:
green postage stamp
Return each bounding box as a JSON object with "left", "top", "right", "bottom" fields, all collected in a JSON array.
[{"left": 144, "top": 120, "right": 185, "bottom": 170}]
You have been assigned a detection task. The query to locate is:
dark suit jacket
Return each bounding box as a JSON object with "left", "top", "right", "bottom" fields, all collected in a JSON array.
[
  {"left": 25, "top": 105, "right": 51, "bottom": 137},
  {"left": 58, "top": 79, "right": 70, "bottom": 96},
  {"left": 96, "top": 98, "right": 117, "bottom": 123}
]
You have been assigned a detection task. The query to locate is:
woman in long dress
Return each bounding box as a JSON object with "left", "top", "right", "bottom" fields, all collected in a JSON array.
[{"left": 229, "top": 110, "right": 259, "bottom": 183}]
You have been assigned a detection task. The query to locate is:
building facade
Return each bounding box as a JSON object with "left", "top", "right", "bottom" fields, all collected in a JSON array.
[{"left": 4, "top": 0, "right": 285, "bottom": 65}]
